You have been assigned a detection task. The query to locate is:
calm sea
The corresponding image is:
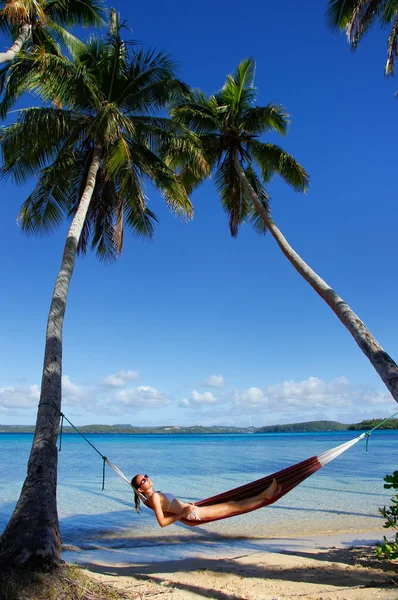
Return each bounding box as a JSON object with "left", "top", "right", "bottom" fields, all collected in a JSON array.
[{"left": 0, "top": 431, "right": 397, "bottom": 564}]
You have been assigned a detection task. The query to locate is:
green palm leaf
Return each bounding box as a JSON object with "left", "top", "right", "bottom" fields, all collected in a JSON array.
[
  {"left": 44, "top": 0, "right": 106, "bottom": 27},
  {"left": 326, "top": 1, "right": 398, "bottom": 74},
  {"left": 215, "top": 151, "right": 247, "bottom": 237},
  {"left": 220, "top": 57, "right": 257, "bottom": 118},
  {"left": 248, "top": 140, "right": 309, "bottom": 191},
  {"left": 241, "top": 104, "right": 289, "bottom": 136}
]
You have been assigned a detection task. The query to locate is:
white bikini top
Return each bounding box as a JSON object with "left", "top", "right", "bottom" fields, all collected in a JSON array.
[{"left": 158, "top": 491, "right": 175, "bottom": 510}]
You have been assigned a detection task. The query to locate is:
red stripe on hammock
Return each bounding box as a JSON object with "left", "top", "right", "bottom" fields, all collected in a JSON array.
[{"left": 180, "top": 455, "right": 322, "bottom": 526}]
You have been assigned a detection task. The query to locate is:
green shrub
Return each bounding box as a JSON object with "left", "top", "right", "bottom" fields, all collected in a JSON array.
[{"left": 376, "top": 471, "right": 398, "bottom": 559}]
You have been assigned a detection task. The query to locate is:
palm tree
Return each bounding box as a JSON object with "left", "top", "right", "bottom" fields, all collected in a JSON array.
[
  {"left": 0, "top": 10, "right": 198, "bottom": 569},
  {"left": 0, "top": 0, "right": 105, "bottom": 64},
  {"left": 327, "top": 0, "right": 398, "bottom": 75},
  {"left": 171, "top": 58, "right": 398, "bottom": 406}
]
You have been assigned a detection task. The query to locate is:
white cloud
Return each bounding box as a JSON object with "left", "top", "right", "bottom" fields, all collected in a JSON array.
[
  {"left": 179, "top": 390, "right": 218, "bottom": 407},
  {"left": 233, "top": 377, "right": 353, "bottom": 409},
  {"left": 61, "top": 375, "right": 90, "bottom": 406},
  {"left": 103, "top": 370, "right": 139, "bottom": 387},
  {"left": 203, "top": 374, "right": 226, "bottom": 388},
  {"left": 103, "top": 375, "right": 124, "bottom": 387},
  {"left": 362, "top": 390, "right": 392, "bottom": 405},
  {"left": 0, "top": 385, "right": 38, "bottom": 409},
  {"left": 233, "top": 387, "right": 268, "bottom": 406},
  {"left": 112, "top": 386, "right": 172, "bottom": 411},
  {"left": 103, "top": 369, "right": 139, "bottom": 387}
]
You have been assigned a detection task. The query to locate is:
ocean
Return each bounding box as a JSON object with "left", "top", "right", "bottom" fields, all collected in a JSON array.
[{"left": 0, "top": 431, "right": 397, "bottom": 564}]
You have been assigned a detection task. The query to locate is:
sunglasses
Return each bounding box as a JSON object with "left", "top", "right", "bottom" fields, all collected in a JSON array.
[{"left": 139, "top": 475, "right": 149, "bottom": 486}]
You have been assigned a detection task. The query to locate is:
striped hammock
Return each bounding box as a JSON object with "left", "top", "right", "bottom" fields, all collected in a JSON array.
[{"left": 107, "top": 433, "right": 366, "bottom": 526}]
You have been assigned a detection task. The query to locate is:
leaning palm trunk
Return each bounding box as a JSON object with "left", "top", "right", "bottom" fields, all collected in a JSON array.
[
  {"left": 0, "top": 147, "right": 102, "bottom": 569},
  {"left": 0, "top": 22, "right": 31, "bottom": 64},
  {"left": 233, "top": 152, "right": 398, "bottom": 405}
]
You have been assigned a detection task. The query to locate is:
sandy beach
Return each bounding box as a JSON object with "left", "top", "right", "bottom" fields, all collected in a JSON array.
[{"left": 66, "top": 530, "right": 398, "bottom": 599}]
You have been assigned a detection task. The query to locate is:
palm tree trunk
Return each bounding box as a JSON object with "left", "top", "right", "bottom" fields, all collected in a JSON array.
[
  {"left": 0, "top": 147, "right": 102, "bottom": 570},
  {"left": 0, "top": 23, "right": 31, "bottom": 64},
  {"left": 233, "top": 152, "right": 398, "bottom": 405}
]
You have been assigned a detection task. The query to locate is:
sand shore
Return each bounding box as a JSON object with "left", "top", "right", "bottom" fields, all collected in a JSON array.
[{"left": 67, "top": 530, "right": 398, "bottom": 599}]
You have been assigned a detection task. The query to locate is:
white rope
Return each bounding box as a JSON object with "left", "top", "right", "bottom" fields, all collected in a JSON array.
[
  {"left": 105, "top": 458, "right": 147, "bottom": 501},
  {"left": 317, "top": 433, "right": 366, "bottom": 466}
]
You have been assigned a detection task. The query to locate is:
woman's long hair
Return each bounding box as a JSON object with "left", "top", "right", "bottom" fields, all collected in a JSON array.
[{"left": 131, "top": 475, "right": 146, "bottom": 513}]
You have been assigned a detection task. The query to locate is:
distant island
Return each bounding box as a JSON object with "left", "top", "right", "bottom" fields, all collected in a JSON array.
[{"left": 1, "top": 418, "right": 397, "bottom": 434}]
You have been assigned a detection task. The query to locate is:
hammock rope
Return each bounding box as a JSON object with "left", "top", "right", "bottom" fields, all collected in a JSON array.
[{"left": 37, "top": 401, "right": 398, "bottom": 524}]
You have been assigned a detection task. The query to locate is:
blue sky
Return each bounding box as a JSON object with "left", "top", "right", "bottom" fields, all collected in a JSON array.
[{"left": 1, "top": 0, "right": 397, "bottom": 427}]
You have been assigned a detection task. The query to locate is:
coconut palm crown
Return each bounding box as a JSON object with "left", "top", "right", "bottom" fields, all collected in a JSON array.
[
  {"left": 0, "top": 0, "right": 106, "bottom": 63},
  {"left": 0, "top": 10, "right": 195, "bottom": 259},
  {"left": 171, "top": 58, "right": 309, "bottom": 238},
  {"left": 327, "top": 0, "right": 398, "bottom": 75}
]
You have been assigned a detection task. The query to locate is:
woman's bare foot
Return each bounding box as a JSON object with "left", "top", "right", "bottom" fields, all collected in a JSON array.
[{"left": 261, "top": 478, "right": 282, "bottom": 500}]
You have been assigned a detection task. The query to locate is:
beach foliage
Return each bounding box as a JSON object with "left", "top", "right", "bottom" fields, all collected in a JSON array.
[
  {"left": 326, "top": 0, "right": 398, "bottom": 75},
  {"left": 377, "top": 471, "right": 398, "bottom": 559},
  {"left": 348, "top": 418, "right": 398, "bottom": 430},
  {"left": 0, "top": 10, "right": 199, "bottom": 569}
]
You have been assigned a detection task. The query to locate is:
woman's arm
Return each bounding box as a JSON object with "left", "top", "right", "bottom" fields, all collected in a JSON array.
[{"left": 151, "top": 493, "right": 192, "bottom": 528}]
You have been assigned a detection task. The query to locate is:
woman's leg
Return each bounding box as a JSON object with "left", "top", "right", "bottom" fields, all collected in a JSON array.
[{"left": 192, "top": 479, "right": 281, "bottom": 521}]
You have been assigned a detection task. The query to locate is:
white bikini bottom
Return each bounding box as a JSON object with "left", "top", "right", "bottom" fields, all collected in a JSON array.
[{"left": 186, "top": 508, "right": 201, "bottom": 521}]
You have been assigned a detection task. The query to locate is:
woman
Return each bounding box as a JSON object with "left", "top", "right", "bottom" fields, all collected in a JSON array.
[{"left": 131, "top": 474, "right": 282, "bottom": 528}]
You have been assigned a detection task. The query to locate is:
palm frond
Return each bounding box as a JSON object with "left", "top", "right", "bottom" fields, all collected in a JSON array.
[
  {"left": 78, "top": 169, "right": 121, "bottom": 261},
  {"left": 22, "top": 48, "right": 101, "bottom": 111},
  {"left": 0, "top": 55, "right": 35, "bottom": 118},
  {"left": 129, "top": 47, "right": 177, "bottom": 86},
  {"left": 248, "top": 140, "right": 309, "bottom": 192},
  {"left": 121, "top": 78, "right": 188, "bottom": 115},
  {"left": 214, "top": 151, "right": 247, "bottom": 237},
  {"left": 44, "top": 0, "right": 106, "bottom": 28},
  {"left": 348, "top": 0, "right": 382, "bottom": 47},
  {"left": 171, "top": 90, "right": 221, "bottom": 133},
  {"left": 46, "top": 21, "right": 87, "bottom": 56},
  {"left": 17, "top": 149, "right": 79, "bottom": 234},
  {"left": 119, "top": 163, "right": 158, "bottom": 238},
  {"left": 28, "top": 24, "right": 63, "bottom": 56},
  {"left": 244, "top": 166, "right": 271, "bottom": 235},
  {"left": 162, "top": 133, "right": 209, "bottom": 177},
  {"left": 0, "top": 107, "right": 83, "bottom": 184},
  {"left": 220, "top": 58, "right": 257, "bottom": 118},
  {"left": 241, "top": 104, "right": 289, "bottom": 136},
  {"left": 90, "top": 104, "right": 135, "bottom": 145},
  {"left": 102, "top": 135, "right": 132, "bottom": 179},
  {"left": 130, "top": 141, "right": 193, "bottom": 219},
  {"left": 386, "top": 13, "right": 398, "bottom": 74},
  {"left": 381, "top": 0, "right": 398, "bottom": 23},
  {"left": 0, "top": 0, "right": 46, "bottom": 26},
  {"left": 162, "top": 132, "right": 210, "bottom": 194}
]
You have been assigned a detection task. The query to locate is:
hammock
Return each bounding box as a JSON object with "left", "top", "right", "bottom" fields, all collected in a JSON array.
[
  {"left": 107, "top": 433, "right": 366, "bottom": 526},
  {"left": 41, "top": 401, "right": 397, "bottom": 527}
]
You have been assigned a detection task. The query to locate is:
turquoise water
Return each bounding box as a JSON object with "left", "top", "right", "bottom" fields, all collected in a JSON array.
[{"left": 1, "top": 431, "right": 397, "bottom": 563}]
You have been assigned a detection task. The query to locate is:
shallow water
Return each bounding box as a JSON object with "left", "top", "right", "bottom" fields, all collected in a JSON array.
[{"left": 1, "top": 431, "right": 396, "bottom": 563}]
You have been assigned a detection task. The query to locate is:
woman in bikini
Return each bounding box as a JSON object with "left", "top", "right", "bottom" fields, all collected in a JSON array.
[{"left": 131, "top": 474, "right": 282, "bottom": 528}]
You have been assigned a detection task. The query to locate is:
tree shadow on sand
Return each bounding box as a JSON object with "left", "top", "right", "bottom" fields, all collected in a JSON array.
[{"left": 81, "top": 546, "right": 398, "bottom": 600}]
